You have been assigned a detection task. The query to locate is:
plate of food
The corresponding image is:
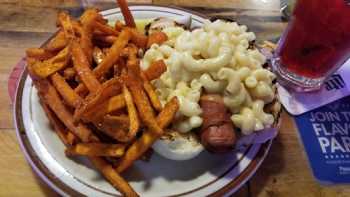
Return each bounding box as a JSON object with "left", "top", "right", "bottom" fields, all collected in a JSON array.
[{"left": 14, "top": 1, "right": 281, "bottom": 196}]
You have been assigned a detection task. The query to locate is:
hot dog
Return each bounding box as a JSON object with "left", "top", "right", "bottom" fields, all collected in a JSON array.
[{"left": 199, "top": 94, "right": 236, "bottom": 153}]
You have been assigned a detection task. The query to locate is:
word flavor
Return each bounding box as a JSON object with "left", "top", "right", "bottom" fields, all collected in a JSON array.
[{"left": 295, "top": 96, "right": 350, "bottom": 184}]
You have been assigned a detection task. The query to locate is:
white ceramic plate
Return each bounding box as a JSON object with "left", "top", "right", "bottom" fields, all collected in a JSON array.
[{"left": 14, "top": 5, "right": 272, "bottom": 197}]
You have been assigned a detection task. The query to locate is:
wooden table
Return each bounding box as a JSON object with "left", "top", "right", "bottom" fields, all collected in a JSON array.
[{"left": 1, "top": 0, "right": 350, "bottom": 196}]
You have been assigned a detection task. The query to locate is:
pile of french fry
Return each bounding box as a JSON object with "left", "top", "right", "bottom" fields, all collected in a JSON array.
[{"left": 25, "top": 1, "right": 179, "bottom": 196}]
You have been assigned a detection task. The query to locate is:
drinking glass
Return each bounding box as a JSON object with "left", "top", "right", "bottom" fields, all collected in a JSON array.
[{"left": 272, "top": 0, "right": 350, "bottom": 92}]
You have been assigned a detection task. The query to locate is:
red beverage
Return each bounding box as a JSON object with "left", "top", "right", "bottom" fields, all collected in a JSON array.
[{"left": 274, "top": 0, "right": 350, "bottom": 91}]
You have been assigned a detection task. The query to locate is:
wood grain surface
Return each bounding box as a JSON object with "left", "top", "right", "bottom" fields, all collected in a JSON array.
[{"left": 1, "top": 0, "right": 350, "bottom": 196}]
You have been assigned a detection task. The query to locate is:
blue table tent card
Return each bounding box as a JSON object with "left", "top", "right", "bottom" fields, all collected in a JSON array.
[{"left": 294, "top": 96, "right": 350, "bottom": 184}]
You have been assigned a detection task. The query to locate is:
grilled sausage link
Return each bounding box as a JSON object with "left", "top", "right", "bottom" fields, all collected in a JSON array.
[{"left": 199, "top": 94, "right": 236, "bottom": 153}]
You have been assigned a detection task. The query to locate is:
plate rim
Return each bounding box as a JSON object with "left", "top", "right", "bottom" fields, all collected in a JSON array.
[{"left": 13, "top": 4, "right": 273, "bottom": 197}]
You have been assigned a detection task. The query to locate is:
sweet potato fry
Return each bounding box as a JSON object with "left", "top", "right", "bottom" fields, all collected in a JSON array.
[
  {"left": 81, "top": 104, "right": 109, "bottom": 122},
  {"left": 82, "top": 94, "right": 126, "bottom": 122},
  {"left": 32, "top": 78, "right": 93, "bottom": 142},
  {"left": 147, "top": 32, "right": 168, "bottom": 48},
  {"left": 63, "top": 67, "right": 76, "bottom": 80},
  {"left": 81, "top": 34, "right": 94, "bottom": 65},
  {"left": 115, "top": 72, "right": 164, "bottom": 171},
  {"left": 116, "top": 97, "right": 179, "bottom": 173},
  {"left": 89, "top": 157, "right": 138, "bottom": 197},
  {"left": 141, "top": 73, "right": 162, "bottom": 112},
  {"left": 143, "top": 60, "right": 167, "bottom": 81},
  {"left": 107, "top": 94, "right": 127, "bottom": 113},
  {"left": 115, "top": 20, "right": 125, "bottom": 31},
  {"left": 72, "top": 20, "right": 84, "bottom": 37},
  {"left": 102, "top": 117, "right": 129, "bottom": 131},
  {"left": 123, "top": 85, "right": 140, "bottom": 139},
  {"left": 31, "top": 46, "right": 70, "bottom": 78},
  {"left": 116, "top": 0, "right": 136, "bottom": 28},
  {"left": 93, "top": 21, "right": 119, "bottom": 36},
  {"left": 74, "top": 29, "right": 131, "bottom": 94},
  {"left": 79, "top": 26, "right": 93, "bottom": 66},
  {"left": 103, "top": 114, "right": 129, "bottom": 128},
  {"left": 93, "top": 30, "right": 108, "bottom": 37},
  {"left": 93, "top": 119, "right": 130, "bottom": 142},
  {"left": 94, "top": 29, "right": 131, "bottom": 78},
  {"left": 26, "top": 57, "right": 37, "bottom": 67},
  {"left": 50, "top": 73, "right": 83, "bottom": 108},
  {"left": 74, "top": 77, "right": 122, "bottom": 121},
  {"left": 74, "top": 83, "right": 89, "bottom": 96},
  {"left": 109, "top": 110, "right": 126, "bottom": 116},
  {"left": 57, "top": 12, "right": 75, "bottom": 40},
  {"left": 143, "top": 81, "right": 162, "bottom": 111},
  {"left": 66, "top": 143, "right": 125, "bottom": 157},
  {"left": 77, "top": 9, "right": 105, "bottom": 65},
  {"left": 116, "top": 131, "right": 158, "bottom": 173},
  {"left": 94, "top": 35, "right": 117, "bottom": 45},
  {"left": 39, "top": 96, "right": 76, "bottom": 146},
  {"left": 129, "top": 28, "right": 148, "bottom": 49},
  {"left": 126, "top": 45, "right": 140, "bottom": 75},
  {"left": 82, "top": 86, "right": 137, "bottom": 142},
  {"left": 156, "top": 97, "right": 179, "bottom": 128},
  {"left": 66, "top": 131, "right": 77, "bottom": 145},
  {"left": 124, "top": 72, "right": 161, "bottom": 134},
  {"left": 39, "top": 84, "right": 82, "bottom": 146},
  {"left": 26, "top": 48, "right": 55, "bottom": 61},
  {"left": 45, "top": 30, "right": 67, "bottom": 52},
  {"left": 114, "top": 58, "right": 126, "bottom": 77},
  {"left": 80, "top": 8, "right": 105, "bottom": 26},
  {"left": 71, "top": 40, "right": 102, "bottom": 93}
]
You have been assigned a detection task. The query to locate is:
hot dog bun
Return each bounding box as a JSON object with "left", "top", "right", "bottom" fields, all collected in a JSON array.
[{"left": 152, "top": 130, "right": 204, "bottom": 160}]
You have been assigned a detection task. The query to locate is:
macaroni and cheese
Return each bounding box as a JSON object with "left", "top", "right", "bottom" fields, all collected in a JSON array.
[{"left": 141, "top": 20, "right": 276, "bottom": 135}]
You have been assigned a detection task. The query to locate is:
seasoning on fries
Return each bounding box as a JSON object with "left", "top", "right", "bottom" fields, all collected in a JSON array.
[{"left": 25, "top": 0, "right": 179, "bottom": 195}]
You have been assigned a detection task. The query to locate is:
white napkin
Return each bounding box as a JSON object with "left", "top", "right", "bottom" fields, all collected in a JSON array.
[{"left": 278, "top": 59, "right": 350, "bottom": 115}]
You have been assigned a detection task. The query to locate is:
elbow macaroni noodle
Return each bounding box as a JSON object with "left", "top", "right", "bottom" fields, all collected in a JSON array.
[
  {"left": 231, "top": 100, "right": 274, "bottom": 135},
  {"left": 199, "top": 73, "right": 227, "bottom": 93},
  {"left": 141, "top": 20, "right": 276, "bottom": 134}
]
